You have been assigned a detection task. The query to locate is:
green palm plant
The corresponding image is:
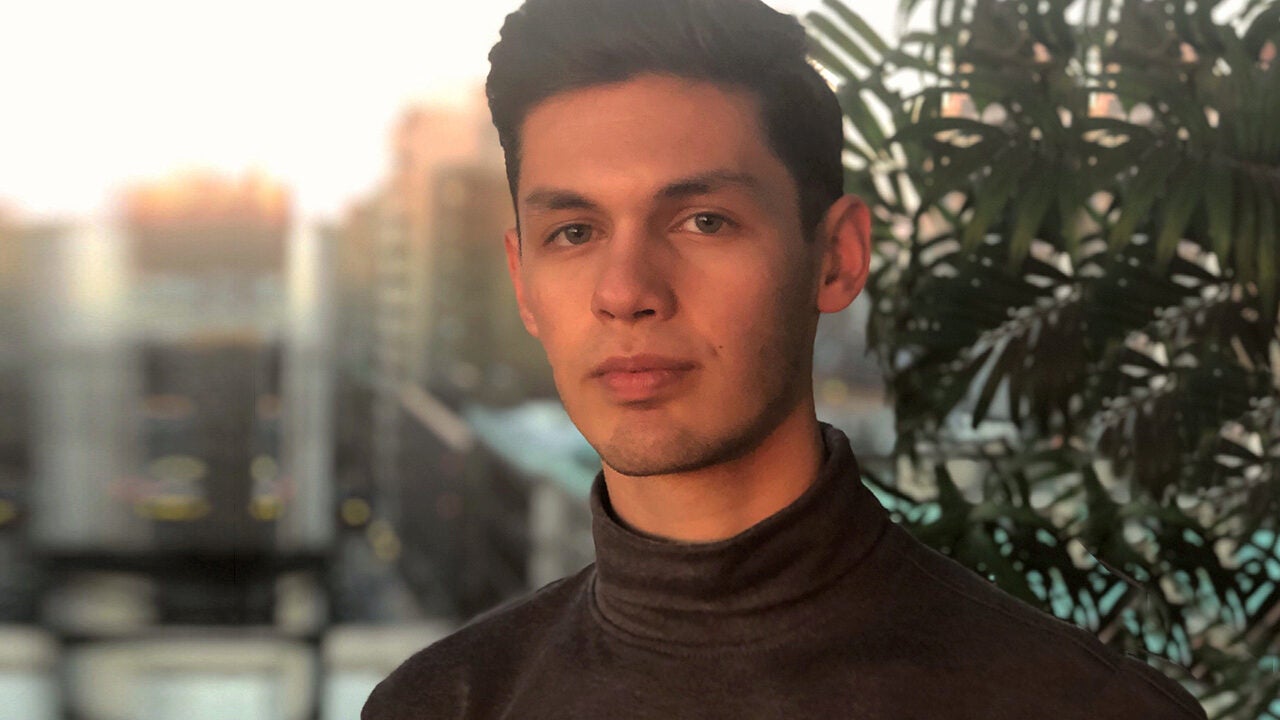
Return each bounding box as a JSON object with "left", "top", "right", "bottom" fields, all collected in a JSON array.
[{"left": 806, "top": 0, "right": 1280, "bottom": 716}]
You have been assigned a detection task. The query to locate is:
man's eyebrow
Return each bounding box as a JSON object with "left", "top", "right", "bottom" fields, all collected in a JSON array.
[
  {"left": 521, "top": 170, "right": 763, "bottom": 212},
  {"left": 658, "top": 170, "right": 764, "bottom": 199},
  {"left": 521, "top": 188, "right": 600, "bottom": 213}
]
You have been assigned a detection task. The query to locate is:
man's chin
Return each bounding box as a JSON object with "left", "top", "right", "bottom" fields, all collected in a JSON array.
[
  {"left": 600, "top": 452, "right": 716, "bottom": 479},
  {"left": 593, "top": 422, "right": 760, "bottom": 479}
]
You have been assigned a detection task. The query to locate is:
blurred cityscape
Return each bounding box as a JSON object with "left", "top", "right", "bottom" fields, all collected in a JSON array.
[{"left": 0, "top": 82, "right": 893, "bottom": 719}]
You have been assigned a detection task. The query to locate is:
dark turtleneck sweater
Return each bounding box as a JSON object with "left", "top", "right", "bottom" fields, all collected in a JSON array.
[{"left": 363, "top": 424, "right": 1206, "bottom": 719}]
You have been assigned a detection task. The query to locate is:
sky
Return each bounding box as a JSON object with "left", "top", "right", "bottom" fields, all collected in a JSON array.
[{"left": 1, "top": 0, "right": 896, "bottom": 222}]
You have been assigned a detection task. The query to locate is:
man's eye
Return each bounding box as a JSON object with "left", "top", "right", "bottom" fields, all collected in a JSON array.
[
  {"left": 681, "top": 213, "right": 728, "bottom": 234},
  {"left": 548, "top": 224, "right": 593, "bottom": 246}
]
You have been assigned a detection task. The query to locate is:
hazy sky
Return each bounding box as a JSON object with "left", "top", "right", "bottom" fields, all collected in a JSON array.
[{"left": 2, "top": 0, "right": 895, "bottom": 221}]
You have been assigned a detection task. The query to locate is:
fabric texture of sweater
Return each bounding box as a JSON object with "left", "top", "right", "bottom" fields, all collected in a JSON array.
[{"left": 363, "top": 424, "right": 1207, "bottom": 719}]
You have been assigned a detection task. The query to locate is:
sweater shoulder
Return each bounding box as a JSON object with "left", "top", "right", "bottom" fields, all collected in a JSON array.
[
  {"left": 361, "top": 566, "right": 593, "bottom": 720},
  {"left": 883, "top": 524, "right": 1206, "bottom": 719}
]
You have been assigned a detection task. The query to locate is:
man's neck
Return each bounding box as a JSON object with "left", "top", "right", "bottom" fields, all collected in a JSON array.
[{"left": 600, "top": 405, "right": 825, "bottom": 543}]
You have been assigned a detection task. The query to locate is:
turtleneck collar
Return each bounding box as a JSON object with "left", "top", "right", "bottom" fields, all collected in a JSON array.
[{"left": 588, "top": 423, "right": 890, "bottom": 649}]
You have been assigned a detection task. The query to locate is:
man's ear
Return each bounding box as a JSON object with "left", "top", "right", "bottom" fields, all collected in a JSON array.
[
  {"left": 815, "top": 194, "right": 872, "bottom": 314},
  {"left": 504, "top": 227, "right": 540, "bottom": 338}
]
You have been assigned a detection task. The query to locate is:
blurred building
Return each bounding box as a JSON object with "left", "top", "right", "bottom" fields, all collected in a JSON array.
[
  {"left": 0, "top": 173, "right": 346, "bottom": 719},
  {"left": 369, "top": 91, "right": 554, "bottom": 403},
  {"left": 423, "top": 163, "right": 555, "bottom": 407},
  {"left": 0, "top": 213, "right": 39, "bottom": 623},
  {"left": 383, "top": 97, "right": 501, "bottom": 391},
  {"left": 122, "top": 173, "right": 291, "bottom": 561},
  {"left": 123, "top": 173, "right": 288, "bottom": 277},
  {"left": 27, "top": 171, "right": 333, "bottom": 635},
  {"left": 0, "top": 210, "right": 25, "bottom": 500},
  {"left": 325, "top": 197, "right": 380, "bottom": 528},
  {"left": 328, "top": 90, "right": 575, "bottom": 621}
]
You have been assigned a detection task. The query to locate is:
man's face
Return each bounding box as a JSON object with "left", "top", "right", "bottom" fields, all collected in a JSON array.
[{"left": 506, "top": 74, "right": 825, "bottom": 477}]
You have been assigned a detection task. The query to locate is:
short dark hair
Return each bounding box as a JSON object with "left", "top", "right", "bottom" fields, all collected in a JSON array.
[{"left": 485, "top": 0, "right": 845, "bottom": 239}]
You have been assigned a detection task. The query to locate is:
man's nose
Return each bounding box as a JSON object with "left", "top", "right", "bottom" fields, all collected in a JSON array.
[{"left": 590, "top": 230, "right": 676, "bottom": 323}]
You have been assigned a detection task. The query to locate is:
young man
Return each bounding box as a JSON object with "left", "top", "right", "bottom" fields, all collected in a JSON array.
[{"left": 364, "top": 0, "right": 1207, "bottom": 717}]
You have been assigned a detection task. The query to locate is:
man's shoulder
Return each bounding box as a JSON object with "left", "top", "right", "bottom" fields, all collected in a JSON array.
[
  {"left": 361, "top": 566, "right": 593, "bottom": 720},
  {"left": 880, "top": 524, "right": 1206, "bottom": 719}
]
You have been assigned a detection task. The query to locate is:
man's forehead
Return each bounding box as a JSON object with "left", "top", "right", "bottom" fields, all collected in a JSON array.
[
  {"left": 519, "top": 75, "right": 768, "bottom": 153},
  {"left": 514, "top": 75, "right": 786, "bottom": 207}
]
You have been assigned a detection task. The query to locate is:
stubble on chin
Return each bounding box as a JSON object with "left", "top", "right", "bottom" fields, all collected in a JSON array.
[{"left": 594, "top": 420, "right": 743, "bottom": 478}]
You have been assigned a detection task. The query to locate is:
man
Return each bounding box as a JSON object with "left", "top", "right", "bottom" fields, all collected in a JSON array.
[{"left": 364, "top": 0, "right": 1208, "bottom": 717}]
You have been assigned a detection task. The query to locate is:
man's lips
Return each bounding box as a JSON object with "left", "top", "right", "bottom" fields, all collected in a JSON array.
[
  {"left": 589, "top": 355, "right": 698, "bottom": 402},
  {"left": 590, "top": 355, "right": 698, "bottom": 376}
]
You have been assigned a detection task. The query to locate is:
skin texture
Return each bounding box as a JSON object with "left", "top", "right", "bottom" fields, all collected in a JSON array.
[{"left": 505, "top": 74, "right": 871, "bottom": 541}]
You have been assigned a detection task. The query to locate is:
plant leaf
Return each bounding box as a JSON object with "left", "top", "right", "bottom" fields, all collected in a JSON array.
[
  {"left": 1206, "top": 161, "right": 1235, "bottom": 263},
  {"left": 1008, "top": 160, "right": 1058, "bottom": 267},
  {"left": 823, "top": 0, "right": 893, "bottom": 57},
  {"left": 1256, "top": 184, "right": 1277, "bottom": 327},
  {"left": 1155, "top": 162, "right": 1203, "bottom": 268},
  {"left": 1107, "top": 146, "right": 1181, "bottom": 247}
]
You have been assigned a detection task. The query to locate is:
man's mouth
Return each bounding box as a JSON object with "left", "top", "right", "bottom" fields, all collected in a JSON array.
[{"left": 590, "top": 355, "right": 698, "bottom": 403}]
